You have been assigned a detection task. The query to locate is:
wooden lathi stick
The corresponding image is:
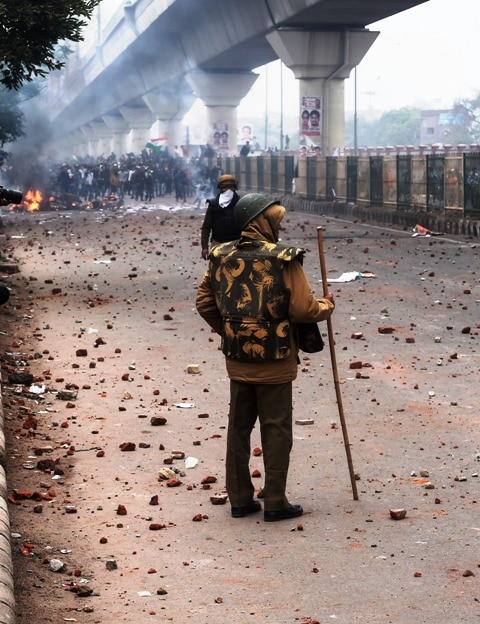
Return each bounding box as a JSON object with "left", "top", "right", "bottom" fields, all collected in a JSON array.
[{"left": 317, "top": 226, "right": 359, "bottom": 501}]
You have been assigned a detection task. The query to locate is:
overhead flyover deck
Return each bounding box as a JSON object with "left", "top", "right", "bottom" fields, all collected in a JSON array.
[
  {"left": 46, "top": 0, "right": 428, "bottom": 130},
  {"left": 39, "top": 0, "right": 428, "bottom": 157}
]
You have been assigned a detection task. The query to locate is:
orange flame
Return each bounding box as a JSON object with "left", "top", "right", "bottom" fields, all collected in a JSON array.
[{"left": 24, "top": 189, "right": 43, "bottom": 211}]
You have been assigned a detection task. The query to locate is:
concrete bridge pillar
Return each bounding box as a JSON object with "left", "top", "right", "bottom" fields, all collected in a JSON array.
[
  {"left": 89, "top": 121, "right": 114, "bottom": 158},
  {"left": 103, "top": 114, "right": 129, "bottom": 159},
  {"left": 266, "top": 29, "right": 378, "bottom": 155},
  {"left": 142, "top": 89, "right": 196, "bottom": 153},
  {"left": 185, "top": 71, "right": 258, "bottom": 155},
  {"left": 70, "top": 129, "right": 86, "bottom": 158},
  {"left": 79, "top": 125, "right": 99, "bottom": 158},
  {"left": 80, "top": 121, "right": 111, "bottom": 157},
  {"left": 119, "top": 106, "right": 154, "bottom": 154}
]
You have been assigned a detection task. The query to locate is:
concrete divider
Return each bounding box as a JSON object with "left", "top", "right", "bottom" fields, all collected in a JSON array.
[
  {"left": 0, "top": 470, "right": 14, "bottom": 623},
  {"left": 0, "top": 377, "right": 15, "bottom": 622},
  {"left": 0, "top": 492, "right": 15, "bottom": 624},
  {"left": 0, "top": 225, "right": 16, "bottom": 622}
]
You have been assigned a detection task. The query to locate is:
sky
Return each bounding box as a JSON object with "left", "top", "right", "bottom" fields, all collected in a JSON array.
[{"left": 237, "top": 0, "right": 480, "bottom": 118}]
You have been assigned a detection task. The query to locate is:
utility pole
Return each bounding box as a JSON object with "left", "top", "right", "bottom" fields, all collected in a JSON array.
[
  {"left": 264, "top": 64, "right": 269, "bottom": 151},
  {"left": 280, "top": 61, "right": 284, "bottom": 152},
  {"left": 354, "top": 66, "right": 358, "bottom": 156}
]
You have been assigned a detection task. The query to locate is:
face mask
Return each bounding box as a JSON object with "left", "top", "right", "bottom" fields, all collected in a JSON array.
[{"left": 219, "top": 189, "right": 234, "bottom": 207}]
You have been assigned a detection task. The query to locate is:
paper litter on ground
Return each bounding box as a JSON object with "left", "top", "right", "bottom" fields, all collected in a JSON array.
[
  {"left": 412, "top": 224, "right": 444, "bottom": 237},
  {"left": 326, "top": 270, "right": 376, "bottom": 283}
]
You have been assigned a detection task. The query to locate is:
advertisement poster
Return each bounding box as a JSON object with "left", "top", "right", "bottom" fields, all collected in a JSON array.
[
  {"left": 300, "top": 96, "right": 322, "bottom": 137},
  {"left": 238, "top": 123, "right": 253, "bottom": 144},
  {"left": 212, "top": 122, "right": 229, "bottom": 150}
]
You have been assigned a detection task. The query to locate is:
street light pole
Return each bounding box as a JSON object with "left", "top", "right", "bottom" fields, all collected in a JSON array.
[
  {"left": 280, "top": 61, "right": 284, "bottom": 152},
  {"left": 354, "top": 66, "right": 358, "bottom": 156},
  {"left": 264, "top": 64, "right": 269, "bottom": 151}
]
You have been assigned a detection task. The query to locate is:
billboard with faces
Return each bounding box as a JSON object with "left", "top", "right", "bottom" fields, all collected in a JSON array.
[
  {"left": 300, "top": 96, "right": 322, "bottom": 137},
  {"left": 212, "top": 122, "right": 229, "bottom": 151}
]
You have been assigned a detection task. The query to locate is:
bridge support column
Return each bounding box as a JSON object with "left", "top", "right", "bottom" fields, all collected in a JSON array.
[
  {"left": 80, "top": 121, "right": 111, "bottom": 157},
  {"left": 79, "top": 125, "right": 99, "bottom": 158},
  {"left": 142, "top": 88, "right": 196, "bottom": 154},
  {"left": 185, "top": 71, "right": 258, "bottom": 155},
  {"left": 89, "top": 121, "right": 115, "bottom": 158},
  {"left": 103, "top": 114, "right": 129, "bottom": 159},
  {"left": 266, "top": 29, "right": 378, "bottom": 155},
  {"left": 119, "top": 106, "right": 154, "bottom": 154},
  {"left": 70, "top": 129, "right": 87, "bottom": 158}
]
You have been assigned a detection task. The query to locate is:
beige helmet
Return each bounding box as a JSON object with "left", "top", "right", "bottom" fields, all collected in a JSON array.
[{"left": 217, "top": 174, "right": 237, "bottom": 190}]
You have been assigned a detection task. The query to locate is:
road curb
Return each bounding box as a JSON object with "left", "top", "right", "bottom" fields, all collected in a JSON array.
[
  {"left": 281, "top": 197, "right": 480, "bottom": 237},
  {"left": 0, "top": 384, "right": 14, "bottom": 623},
  {"left": 0, "top": 221, "right": 16, "bottom": 622}
]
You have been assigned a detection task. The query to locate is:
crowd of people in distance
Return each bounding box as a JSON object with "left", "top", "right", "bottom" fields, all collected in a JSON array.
[
  {"left": 2, "top": 146, "right": 228, "bottom": 208},
  {"left": 0, "top": 135, "right": 308, "bottom": 212}
]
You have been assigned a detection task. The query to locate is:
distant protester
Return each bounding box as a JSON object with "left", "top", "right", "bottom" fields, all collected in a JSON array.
[{"left": 240, "top": 141, "right": 250, "bottom": 157}]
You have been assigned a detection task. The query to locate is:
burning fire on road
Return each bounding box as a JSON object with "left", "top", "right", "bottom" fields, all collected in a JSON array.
[
  {"left": 9, "top": 188, "right": 47, "bottom": 212},
  {"left": 22, "top": 189, "right": 43, "bottom": 211},
  {"left": 7, "top": 189, "right": 120, "bottom": 212}
]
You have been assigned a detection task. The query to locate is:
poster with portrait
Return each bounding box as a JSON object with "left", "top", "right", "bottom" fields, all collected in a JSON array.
[
  {"left": 300, "top": 96, "right": 322, "bottom": 137},
  {"left": 212, "top": 122, "right": 229, "bottom": 151},
  {"left": 238, "top": 123, "right": 254, "bottom": 144}
]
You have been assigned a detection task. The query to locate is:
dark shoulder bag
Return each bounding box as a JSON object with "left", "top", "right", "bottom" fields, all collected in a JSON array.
[
  {"left": 297, "top": 323, "right": 324, "bottom": 353},
  {"left": 294, "top": 253, "right": 324, "bottom": 353}
]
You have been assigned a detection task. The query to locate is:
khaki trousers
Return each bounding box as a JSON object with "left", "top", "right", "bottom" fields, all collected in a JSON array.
[{"left": 226, "top": 380, "right": 293, "bottom": 512}]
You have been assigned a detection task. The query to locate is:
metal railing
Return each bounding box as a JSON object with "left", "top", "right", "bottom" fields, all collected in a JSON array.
[{"left": 208, "top": 152, "right": 480, "bottom": 217}]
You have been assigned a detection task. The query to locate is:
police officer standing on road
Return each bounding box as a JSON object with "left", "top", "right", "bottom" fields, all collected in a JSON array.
[
  {"left": 200, "top": 174, "right": 241, "bottom": 260},
  {"left": 196, "top": 193, "right": 335, "bottom": 521}
]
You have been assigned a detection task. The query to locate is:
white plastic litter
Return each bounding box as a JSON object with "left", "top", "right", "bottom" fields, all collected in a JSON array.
[
  {"left": 29, "top": 384, "right": 46, "bottom": 394},
  {"left": 185, "top": 456, "right": 199, "bottom": 469}
]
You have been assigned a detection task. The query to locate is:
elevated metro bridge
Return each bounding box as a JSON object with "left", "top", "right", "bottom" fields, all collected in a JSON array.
[{"left": 40, "top": 0, "right": 428, "bottom": 158}]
